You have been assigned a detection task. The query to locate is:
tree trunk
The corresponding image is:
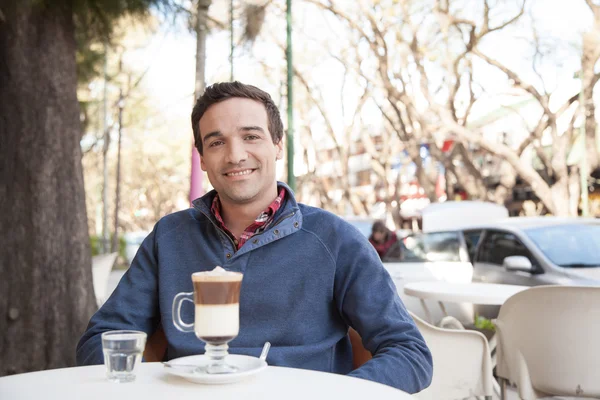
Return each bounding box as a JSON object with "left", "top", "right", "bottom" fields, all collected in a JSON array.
[
  {"left": 568, "top": 170, "right": 581, "bottom": 216},
  {"left": 112, "top": 89, "right": 124, "bottom": 253},
  {"left": 195, "top": 0, "right": 212, "bottom": 99},
  {"left": 582, "top": 25, "right": 600, "bottom": 171},
  {"left": 445, "top": 168, "right": 455, "bottom": 200},
  {"left": 190, "top": 0, "right": 212, "bottom": 203},
  {"left": 490, "top": 161, "right": 517, "bottom": 206},
  {"left": 550, "top": 178, "right": 572, "bottom": 216},
  {"left": 0, "top": 1, "right": 96, "bottom": 376},
  {"left": 101, "top": 43, "right": 110, "bottom": 254}
]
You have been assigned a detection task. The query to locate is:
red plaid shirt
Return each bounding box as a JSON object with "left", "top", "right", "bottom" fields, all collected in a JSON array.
[{"left": 211, "top": 187, "right": 286, "bottom": 250}]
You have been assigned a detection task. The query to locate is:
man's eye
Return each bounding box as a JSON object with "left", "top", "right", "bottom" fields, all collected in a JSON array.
[
  {"left": 245, "top": 135, "right": 260, "bottom": 140},
  {"left": 208, "top": 140, "right": 224, "bottom": 147}
]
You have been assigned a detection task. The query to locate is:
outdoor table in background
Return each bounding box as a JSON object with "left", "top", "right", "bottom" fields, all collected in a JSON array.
[
  {"left": 0, "top": 363, "right": 415, "bottom": 400},
  {"left": 403, "top": 281, "right": 528, "bottom": 325}
]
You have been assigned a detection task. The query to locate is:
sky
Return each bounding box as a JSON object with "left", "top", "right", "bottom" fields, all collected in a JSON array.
[
  {"left": 131, "top": 0, "right": 594, "bottom": 126},
  {"left": 136, "top": 1, "right": 588, "bottom": 95}
]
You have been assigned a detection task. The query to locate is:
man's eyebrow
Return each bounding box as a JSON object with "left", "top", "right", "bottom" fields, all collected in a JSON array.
[
  {"left": 202, "top": 130, "right": 222, "bottom": 144},
  {"left": 239, "top": 126, "right": 265, "bottom": 133}
]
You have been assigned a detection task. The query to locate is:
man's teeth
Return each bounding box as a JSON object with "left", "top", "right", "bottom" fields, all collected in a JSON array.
[{"left": 227, "top": 169, "right": 252, "bottom": 177}]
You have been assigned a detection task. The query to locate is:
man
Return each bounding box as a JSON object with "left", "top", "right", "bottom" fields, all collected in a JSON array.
[{"left": 76, "top": 82, "right": 432, "bottom": 393}]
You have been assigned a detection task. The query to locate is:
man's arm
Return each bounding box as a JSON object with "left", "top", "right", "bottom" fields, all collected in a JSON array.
[
  {"left": 334, "top": 227, "right": 433, "bottom": 393},
  {"left": 76, "top": 228, "right": 160, "bottom": 365}
]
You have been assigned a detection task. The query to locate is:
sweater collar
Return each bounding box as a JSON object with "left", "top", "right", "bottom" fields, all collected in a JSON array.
[{"left": 192, "top": 181, "right": 299, "bottom": 222}]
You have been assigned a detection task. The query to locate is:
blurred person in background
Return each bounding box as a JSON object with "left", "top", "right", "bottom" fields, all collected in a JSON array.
[{"left": 369, "top": 220, "right": 401, "bottom": 261}]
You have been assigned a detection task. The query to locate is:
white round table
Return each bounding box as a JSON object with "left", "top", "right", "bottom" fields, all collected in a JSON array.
[
  {"left": 0, "top": 363, "right": 414, "bottom": 400},
  {"left": 404, "top": 281, "right": 528, "bottom": 306}
]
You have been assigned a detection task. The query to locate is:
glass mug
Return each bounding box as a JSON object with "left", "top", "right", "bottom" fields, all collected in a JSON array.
[{"left": 172, "top": 268, "right": 243, "bottom": 374}]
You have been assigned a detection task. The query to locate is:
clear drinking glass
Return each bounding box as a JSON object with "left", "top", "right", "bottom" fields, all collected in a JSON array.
[{"left": 101, "top": 330, "right": 147, "bottom": 383}]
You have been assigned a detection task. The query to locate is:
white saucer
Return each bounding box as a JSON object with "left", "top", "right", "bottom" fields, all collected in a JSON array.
[{"left": 164, "top": 354, "right": 268, "bottom": 384}]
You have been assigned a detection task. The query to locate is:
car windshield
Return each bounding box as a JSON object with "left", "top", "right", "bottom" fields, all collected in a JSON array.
[
  {"left": 402, "top": 232, "right": 462, "bottom": 262},
  {"left": 524, "top": 224, "right": 600, "bottom": 268}
]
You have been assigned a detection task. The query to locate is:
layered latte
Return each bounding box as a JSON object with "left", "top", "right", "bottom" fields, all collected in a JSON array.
[{"left": 192, "top": 267, "right": 243, "bottom": 343}]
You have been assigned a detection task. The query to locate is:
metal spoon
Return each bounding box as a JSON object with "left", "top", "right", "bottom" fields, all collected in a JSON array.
[
  {"left": 162, "top": 362, "right": 198, "bottom": 369},
  {"left": 259, "top": 341, "right": 271, "bottom": 362}
]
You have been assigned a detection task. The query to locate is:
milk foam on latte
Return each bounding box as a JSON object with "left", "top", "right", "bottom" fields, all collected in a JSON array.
[{"left": 192, "top": 267, "right": 243, "bottom": 342}]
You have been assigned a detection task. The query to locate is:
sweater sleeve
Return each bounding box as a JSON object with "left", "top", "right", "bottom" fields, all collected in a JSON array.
[
  {"left": 334, "top": 226, "right": 433, "bottom": 393},
  {"left": 76, "top": 228, "right": 160, "bottom": 366}
]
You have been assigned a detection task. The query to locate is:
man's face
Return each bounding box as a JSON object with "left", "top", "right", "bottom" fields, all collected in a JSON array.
[{"left": 199, "top": 97, "right": 283, "bottom": 207}]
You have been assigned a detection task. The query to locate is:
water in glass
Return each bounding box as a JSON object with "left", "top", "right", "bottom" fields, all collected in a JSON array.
[{"left": 101, "top": 331, "right": 146, "bottom": 383}]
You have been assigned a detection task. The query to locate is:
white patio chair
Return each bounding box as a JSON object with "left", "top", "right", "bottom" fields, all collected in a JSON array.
[
  {"left": 410, "top": 311, "right": 494, "bottom": 400},
  {"left": 494, "top": 285, "right": 600, "bottom": 400},
  {"left": 91, "top": 252, "right": 118, "bottom": 307}
]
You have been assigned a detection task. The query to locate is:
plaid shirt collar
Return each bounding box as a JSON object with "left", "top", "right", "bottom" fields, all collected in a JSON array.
[{"left": 211, "top": 187, "right": 286, "bottom": 250}]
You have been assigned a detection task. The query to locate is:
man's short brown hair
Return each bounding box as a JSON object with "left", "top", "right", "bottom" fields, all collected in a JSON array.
[{"left": 191, "top": 81, "right": 284, "bottom": 155}]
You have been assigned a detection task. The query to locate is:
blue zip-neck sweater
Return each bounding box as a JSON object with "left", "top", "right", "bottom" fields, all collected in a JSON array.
[{"left": 76, "top": 183, "right": 432, "bottom": 393}]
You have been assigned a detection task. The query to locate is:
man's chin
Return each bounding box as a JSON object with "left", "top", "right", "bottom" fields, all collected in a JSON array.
[{"left": 223, "top": 189, "right": 258, "bottom": 204}]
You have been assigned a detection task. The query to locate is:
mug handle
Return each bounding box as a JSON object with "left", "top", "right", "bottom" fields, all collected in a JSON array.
[{"left": 172, "top": 292, "right": 194, "bottom": 332}]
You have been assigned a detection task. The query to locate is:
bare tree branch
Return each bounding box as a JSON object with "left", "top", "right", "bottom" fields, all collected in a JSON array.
[
  {"left": 555, "top": 92, "right": 580, "bottom": 118},
  {"left": 483, "top": 0, "right": 491, "bottom": 32},
  {"left": 585, "top": 0, "right": 599, "bottom": 12},
  {"left": 461, "top": 64, "right": 477, "bottom": 124},
  {"left": 473, "top": 48, "right": 550, "bottom": 114},
  {"left": 531, "top": 25, "right": 549, "bottom": 95},
  {"left": 483, "top": 0, "right": 525, "bottom": 35},
  {"left": 305, "top": 0, "right": 374, "bottom": 45},
  {"left": 437, "top": 108, "right": 556, "bottom": 213},
  {"left": 376, "top": 100, "right": 439, "bottom": 201},
  {"left": 517, "top": 116, "right": 548, "bottom": 155},
  {"left": 293, "top": 64, "right": 341, "bottom": 150}
]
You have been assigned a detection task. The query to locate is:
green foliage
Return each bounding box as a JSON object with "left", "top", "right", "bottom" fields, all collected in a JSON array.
[
  {"left": 89, "top": 234, "right": 126, "bottom": 260},
  {"left": 68, "top": 0, "right": 175, "bottom": 86},
  {"left": 71, "top": 0, "right": 172, "bottom": 42},
  {"left": 474, "top": 315, "right": 496, "bottom": 332},
  {"left": 75, "top": 37, "right": 105, "bottom": 86},
  {"left": 67, "top": 0, "right": 179, "bottom": 133},
  {"left": 89, "top": 235, "right": 100, "bottom": 256}
]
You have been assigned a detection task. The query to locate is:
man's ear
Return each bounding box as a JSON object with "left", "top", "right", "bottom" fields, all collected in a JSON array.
[{"left": 276, "top": 139, "right": 284, "bottom": 160}]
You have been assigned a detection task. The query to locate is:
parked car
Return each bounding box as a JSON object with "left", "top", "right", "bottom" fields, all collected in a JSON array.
[
  {"left": 342, "top": 214, "right": 474, "bottom": 283},
  {"left": 413, "top": 212, "right": 600, "bottom": 286},
  {"left": 468, "top": 217, "right": 600, "bottom": 286},
  {"left": 343, "top": 215, "right": 474, "bottom": 322},
  {"left": 343, "top": 216, "right": 414, "bottom": 242},
  {"left": 422, "top": 216, "right": 600, "bottom": 318},
  {"left": 405, "top": 202, "right": 600, "bottom": 319},
  {"left": 385, "top": 232, "right": 474, "bottom": 323},
  {"left": 385, "top": 231, "right": 473, "bottom": 284},
  {"left": 402, "top": 231, "right": 468, "bottom": 263}
]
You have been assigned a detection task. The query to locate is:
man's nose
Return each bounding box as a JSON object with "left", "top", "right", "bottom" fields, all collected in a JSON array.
[{"left": 225, "top": 140, "right": 248, "bottom": 164}]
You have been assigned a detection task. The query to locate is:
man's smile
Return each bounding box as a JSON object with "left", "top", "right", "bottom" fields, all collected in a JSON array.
[{"left": 223, "top": 168, "right": 256, "bottom": 177}]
